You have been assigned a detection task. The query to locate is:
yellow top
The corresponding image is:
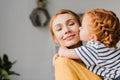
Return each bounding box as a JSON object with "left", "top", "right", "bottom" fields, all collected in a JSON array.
[{"left": 54, "top": 57, "right": 102, "bottom": 80}]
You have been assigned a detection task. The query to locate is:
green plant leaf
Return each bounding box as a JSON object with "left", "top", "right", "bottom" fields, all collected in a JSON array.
[
  {"left": 1, "top": 69, "right": 9, "bottom": 79},
  {"left": 0, "top": 56, "right": 3, "bottom": 68},
  {"left": 0, "top": 54, "right": 20, "bottom": 79},
  {"left": 8, "top": 71, "right": 20, "bottom": 76},
  {"left": 3, "top": 54, "right": 9, "bottom": 63},
  {"left": 3, "top": 54, "right": 13, "bottom": 71}
]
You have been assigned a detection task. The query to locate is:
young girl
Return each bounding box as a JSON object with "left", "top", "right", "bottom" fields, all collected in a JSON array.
[{"left": 58, "top": 8, "right": 120, "bottom": 80}]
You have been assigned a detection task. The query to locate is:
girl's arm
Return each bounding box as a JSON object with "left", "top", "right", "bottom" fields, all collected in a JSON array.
[{"left": 58, "top": 46, "right": 79, "bottom": 59}]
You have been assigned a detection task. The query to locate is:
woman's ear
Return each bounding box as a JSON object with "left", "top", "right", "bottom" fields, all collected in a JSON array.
[{"left": 90, "top": 34, "right": 97, "bottom": 41}]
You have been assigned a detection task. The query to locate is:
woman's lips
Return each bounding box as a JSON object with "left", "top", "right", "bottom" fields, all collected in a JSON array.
[{"left": 64, "top": 34, "right": 75, "bottom": 40}]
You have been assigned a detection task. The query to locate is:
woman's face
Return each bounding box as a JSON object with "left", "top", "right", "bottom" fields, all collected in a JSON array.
[{"left": 52, "top": 14, "right": 80, "bottom": 48}]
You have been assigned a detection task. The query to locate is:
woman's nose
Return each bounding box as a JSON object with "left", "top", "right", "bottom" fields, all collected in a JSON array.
[{"left": 64, "top": 26, "right": 70, "bottom": 34}]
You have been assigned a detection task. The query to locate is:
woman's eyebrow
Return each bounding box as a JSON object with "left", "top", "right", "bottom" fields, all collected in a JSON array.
[
  {"left": 54, "top": 23, "right": 62, "bottom": 28},
  {"left": 54, "top": 18, "right": 76, "bottom": 27},
  {"left": 65, "top": 19, "right": 76, "bottom": 25},
  {"left": 67, "top": 19, "right": 75, "bottom": 21}
]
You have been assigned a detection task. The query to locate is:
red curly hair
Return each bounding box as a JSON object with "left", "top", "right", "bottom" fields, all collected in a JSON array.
[{"left": 84, "top": 8, "right": 120, "bottom": 48}]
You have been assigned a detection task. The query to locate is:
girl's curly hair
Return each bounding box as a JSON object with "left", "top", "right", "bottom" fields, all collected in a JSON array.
[{"left": 85, "top": 8, "right": 120, "bottom": 48}]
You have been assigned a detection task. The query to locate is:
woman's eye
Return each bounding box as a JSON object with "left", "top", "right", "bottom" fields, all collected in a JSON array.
[
  {"left": 56, "top": 27, "right": 62, "bottom": 31},
  {"left": 68, "top": 22, "right": 74, "bottom": 26}
]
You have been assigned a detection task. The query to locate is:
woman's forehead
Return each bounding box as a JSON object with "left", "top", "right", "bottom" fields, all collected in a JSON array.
[{"left": 53, "top": 14, "right": 75, "bottom": 26}]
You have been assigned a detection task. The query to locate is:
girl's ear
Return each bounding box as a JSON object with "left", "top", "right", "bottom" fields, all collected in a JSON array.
[{"left": 90, "top": 34, "right": 97, "bottom": 41}]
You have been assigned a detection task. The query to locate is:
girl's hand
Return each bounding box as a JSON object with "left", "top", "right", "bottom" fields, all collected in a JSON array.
[
  {"left": 52, "top": 53, "right": 59, "bottom": 66},
  {"left": 58, "top": 46, "right": 80, "bottom": 59},
  {"left": 58, "top": 46, "right": 67, "bottom": 57}
]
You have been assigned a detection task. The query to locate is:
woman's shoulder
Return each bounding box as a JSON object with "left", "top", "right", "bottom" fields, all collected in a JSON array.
[{"left": 54, "top": 57, "right": 83, "bottom": 65}]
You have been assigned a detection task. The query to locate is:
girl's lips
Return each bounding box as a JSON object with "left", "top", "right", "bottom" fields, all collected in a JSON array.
[{"left": 63, "top": 34, "right": 75, "bottom": 40}]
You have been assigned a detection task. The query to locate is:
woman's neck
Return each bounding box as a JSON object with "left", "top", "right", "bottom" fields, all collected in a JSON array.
[{"left": 67, "top": 41, "right": 82, "bottom": 49}]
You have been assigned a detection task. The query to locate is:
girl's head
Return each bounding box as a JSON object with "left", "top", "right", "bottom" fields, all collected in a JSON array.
[
  {"left": 81, "top": 8, "right": 120, "bottom": 48},
  {"left": 49, "top": 9, "right": 82, "bottom": 48}
]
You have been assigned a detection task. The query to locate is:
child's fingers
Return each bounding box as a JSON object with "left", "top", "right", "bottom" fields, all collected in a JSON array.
[{"left": 52, "top": 53, "right": 59, "bottom": 66}]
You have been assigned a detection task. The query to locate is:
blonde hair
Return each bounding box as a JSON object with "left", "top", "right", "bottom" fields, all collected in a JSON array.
[
  {"left": 49, "top": 9, "right": 81, "bottom": 40},
  {"left": 84, "top": 8, "right": 120, "bottom": 48}
]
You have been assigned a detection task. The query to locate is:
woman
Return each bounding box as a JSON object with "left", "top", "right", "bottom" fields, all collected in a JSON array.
[{"left": 49, "top": 9, "right": 102, "bottom": 80}]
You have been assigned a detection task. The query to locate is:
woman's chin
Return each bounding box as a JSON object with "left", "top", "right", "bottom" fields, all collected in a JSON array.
[{"left": 65, "top": 42, "right": 80, "bottom": 49}]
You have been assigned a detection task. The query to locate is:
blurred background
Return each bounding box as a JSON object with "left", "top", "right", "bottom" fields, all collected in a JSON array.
[{"left": 0, "top": 0, "right": 120, "bottom": 80}]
